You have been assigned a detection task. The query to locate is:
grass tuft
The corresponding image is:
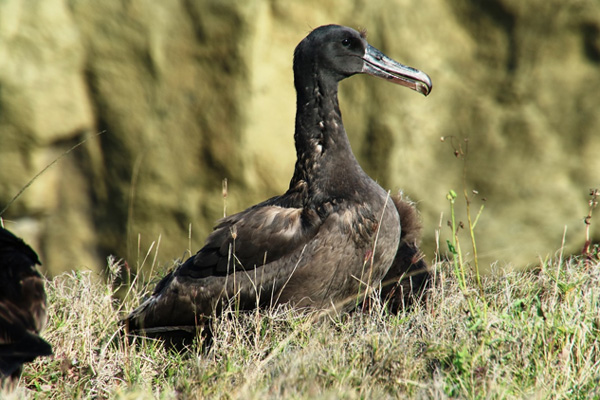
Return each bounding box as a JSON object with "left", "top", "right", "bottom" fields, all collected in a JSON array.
[{"left": 9, "top": 250, "right": 600, "bottom": 399}]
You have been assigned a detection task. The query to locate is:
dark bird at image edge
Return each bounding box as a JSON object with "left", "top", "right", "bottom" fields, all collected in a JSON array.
[
  {"left": 125, "top": 24, "right": 432, "bottom": 343},
  {"left": 0, "top": 227, "right": 52, "bottom": 390}
]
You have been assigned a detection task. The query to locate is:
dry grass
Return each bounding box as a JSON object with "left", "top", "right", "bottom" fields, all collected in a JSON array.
[{"left": 3, "top": 248, "right": 599, "bottom": 399}]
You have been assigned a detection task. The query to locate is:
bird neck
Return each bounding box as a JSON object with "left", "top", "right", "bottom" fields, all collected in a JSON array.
[{"left": 289, "top": 73, "right": 366, "bottom": 200}]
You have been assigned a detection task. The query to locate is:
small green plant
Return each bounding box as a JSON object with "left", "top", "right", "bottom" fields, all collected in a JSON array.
[
  {"left": 582, "top": 188, "right": 599, "bottom": 265},
  {"left": 445, "top": 189, "right": 466, "bottom": 293},
  {"left": 441, "top": 136, "right": 485, "bottom": 299}
]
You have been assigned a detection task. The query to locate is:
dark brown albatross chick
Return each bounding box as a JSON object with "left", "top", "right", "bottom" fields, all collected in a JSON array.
[
  {"left": 124, "top": 24, "right": 432, "bottom": 344},
  {"left": 0, "top": 227, "right": 52, "bottom": 390}
]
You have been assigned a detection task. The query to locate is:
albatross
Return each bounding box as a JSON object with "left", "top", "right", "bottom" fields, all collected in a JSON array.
[
  {"left": 0, "top": 227, "right": 52, "bottom": 390},
  {"left": 125, "top": 24, "right": 432, "bottom": 341}
]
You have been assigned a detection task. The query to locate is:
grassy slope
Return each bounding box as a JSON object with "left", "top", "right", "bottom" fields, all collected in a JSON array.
[{"left": 5, "top": 250, "right": 600, "bottom": 399}]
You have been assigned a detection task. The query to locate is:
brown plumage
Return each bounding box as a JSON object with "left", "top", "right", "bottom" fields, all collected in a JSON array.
[
  {"left": 124, "top": 25, "right": 432, "bottom": 343},
  {"left": 379, "top": 193, "right": 430, "bottom": 313},
  {"left": 0, "top": 227, "right": 52, "bottom": 390}
]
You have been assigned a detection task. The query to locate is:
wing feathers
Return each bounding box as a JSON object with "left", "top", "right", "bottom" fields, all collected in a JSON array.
[{"left": 181, "top": 205, "right": 320, "bottom": 278}]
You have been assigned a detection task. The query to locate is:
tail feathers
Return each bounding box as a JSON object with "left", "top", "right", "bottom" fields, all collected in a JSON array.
[
  {"left": 379, "top": 192, "right": 431, "bottom": 313},
  {"left": 123, "top": 271, "right": 210, "bottom": 345}
]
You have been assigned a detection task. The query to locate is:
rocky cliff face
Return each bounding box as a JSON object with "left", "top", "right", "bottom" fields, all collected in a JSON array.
[{"left": 1, "top": 0, "right": 598, "bottom": 275}]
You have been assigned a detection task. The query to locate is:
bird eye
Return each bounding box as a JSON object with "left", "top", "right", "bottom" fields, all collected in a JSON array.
[{"left": 341, "top": 38, "right": 352, "bottom": 47}]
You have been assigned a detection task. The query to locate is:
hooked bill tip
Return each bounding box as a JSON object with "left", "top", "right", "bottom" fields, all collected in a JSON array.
[{"left": 417, "top": 81, "right": 432, "bottom": 96}]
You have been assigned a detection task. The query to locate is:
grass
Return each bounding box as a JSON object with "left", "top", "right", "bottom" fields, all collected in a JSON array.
[
  {"left": 4, "top": 140, "right": 599, "bottom": 399},
  {"left": 4, "top": 140, "right": 599, "bottom": 398},
  {"left": 4, "top": 246, "right": 600, "bottom": 399}
]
